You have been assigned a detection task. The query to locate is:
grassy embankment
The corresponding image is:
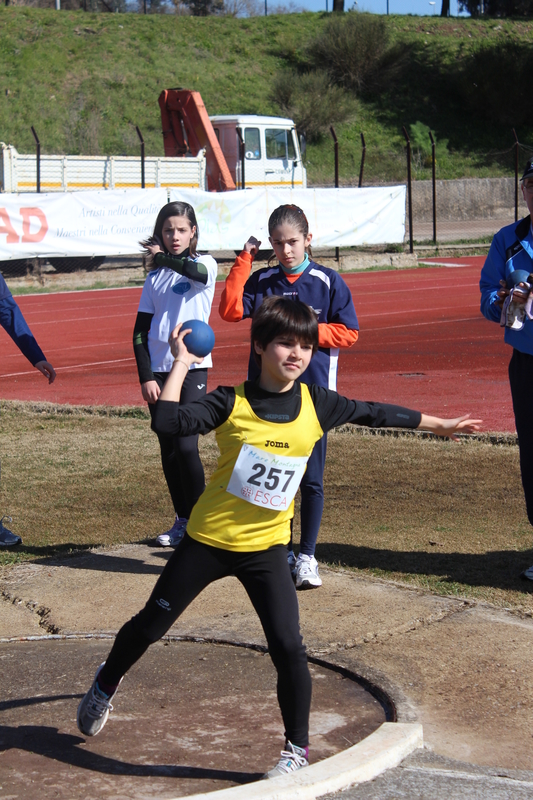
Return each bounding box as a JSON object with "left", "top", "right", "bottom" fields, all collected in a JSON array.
[{"left": 1, "top": 7, "right": 533, "bottom": 185}]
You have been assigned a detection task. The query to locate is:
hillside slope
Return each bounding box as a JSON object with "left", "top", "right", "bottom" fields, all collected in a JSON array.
[{"left": 1, "top": 7, "right": 532, "bottom": 184}]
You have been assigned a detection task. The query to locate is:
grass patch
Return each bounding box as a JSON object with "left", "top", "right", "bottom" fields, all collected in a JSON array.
[{"left": 1, "top": 400, "right": 531, "bottom": 611}]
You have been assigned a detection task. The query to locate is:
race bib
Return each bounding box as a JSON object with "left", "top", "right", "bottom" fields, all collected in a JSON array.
[{"left": 226, "top": 444, "right": 309, "bottom": 511}]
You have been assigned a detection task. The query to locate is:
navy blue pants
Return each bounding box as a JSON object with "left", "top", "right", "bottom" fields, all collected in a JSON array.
[
  {"left": 509, "top": 349, "right": 533, "bottom": 525},
  {"left": 295, "top": 434, "right": 327, "bottom": 557},
  {"left": 100, "top": 536, "right": 312, "bottom": 747}
]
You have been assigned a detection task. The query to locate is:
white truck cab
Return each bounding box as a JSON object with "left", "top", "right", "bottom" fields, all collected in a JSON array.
[{"left": 209, "top": 115, "right": 307, "bottom": 190}]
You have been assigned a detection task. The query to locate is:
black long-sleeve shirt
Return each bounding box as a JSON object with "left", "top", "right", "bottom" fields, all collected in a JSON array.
[{"left": 152, "top": 380, "right": 421, "bottom": 438}]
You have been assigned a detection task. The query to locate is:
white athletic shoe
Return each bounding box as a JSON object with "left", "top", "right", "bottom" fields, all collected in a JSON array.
[
  {"left": 156, "top": 516, "right": 188, "bottom": 547},
  {"left": 520, "top": 565, "right": 533, "bottom": 581},
  {"left": 77, "top": 663, "right": 122, "bottom": 737},
  {"left": 263, "top": 741, "right": 309, "bottom": 779},
  {"left": 294, "top": 554, "right": 322, "bottom": 590}
]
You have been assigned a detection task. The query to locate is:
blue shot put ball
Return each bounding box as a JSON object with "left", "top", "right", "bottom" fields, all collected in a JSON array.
[
  {"left": 182, "top": 319, "right": 215, "bottom": 358},
  {"left": 508, "top": 269, "right": 532, "bottom": 287}
]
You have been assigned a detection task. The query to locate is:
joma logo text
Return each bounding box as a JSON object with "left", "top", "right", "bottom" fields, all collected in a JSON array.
[{"left": 265, "top": 440, "right": 289, "bottom": 449}]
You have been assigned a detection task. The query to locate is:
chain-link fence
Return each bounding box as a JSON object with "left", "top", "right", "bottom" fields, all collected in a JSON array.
[
  {"left": 3, "top": 136, "right": 533, "bottom": 280},
  {"left": 404, "top": 140, "right": 533, "bottom": 249}
]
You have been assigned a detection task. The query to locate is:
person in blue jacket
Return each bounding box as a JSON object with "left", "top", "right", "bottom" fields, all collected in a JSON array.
[
  {"left": 0, "top": 272, "right": 56, "bottom": 546},
  {"left": 480, "top": 159, "right": 533, "bottom": 581}
]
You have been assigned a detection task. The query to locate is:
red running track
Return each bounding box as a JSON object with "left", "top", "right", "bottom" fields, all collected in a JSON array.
[{"left": 0, "top": 256, "right": 514, "bottom": 433}]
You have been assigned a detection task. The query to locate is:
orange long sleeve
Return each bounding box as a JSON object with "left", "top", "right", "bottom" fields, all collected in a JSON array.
[
  {"left": 318, "top": 322, "right": 359, "bottom": 349},
  {"left": 219, "top": 251, "right": 254, "bottom": 322}
]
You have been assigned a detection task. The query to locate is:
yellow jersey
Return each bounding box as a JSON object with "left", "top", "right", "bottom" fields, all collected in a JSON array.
[{"left": 187, "top": 382, "right": 324, "bottom": 551}]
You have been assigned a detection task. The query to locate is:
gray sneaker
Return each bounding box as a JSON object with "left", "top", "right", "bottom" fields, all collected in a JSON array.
[
  {"left": 0, "top": 516, "right": 21, "bottom": 547},
  {"left": 77, "top": 663, "right": 121, "bottom": 737},
  {"left": 263, "top": 741, "right": 309, "bottom": 779}
]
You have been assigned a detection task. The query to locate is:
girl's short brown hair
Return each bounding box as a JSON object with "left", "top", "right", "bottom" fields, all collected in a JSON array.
[{"left": 251, "top": 296, "right": 318, "bottom": 366}]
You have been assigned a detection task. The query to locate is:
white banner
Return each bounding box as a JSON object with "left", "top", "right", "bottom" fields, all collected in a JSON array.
[
  {"left": 0, "top": 186, "right": 405, "bottom": 261},
  {"left": 0, "top": 189, "right": 168, "bottom": 261},
  {"left": 170, "top": 186, "right": 406, "bottom": 249}
]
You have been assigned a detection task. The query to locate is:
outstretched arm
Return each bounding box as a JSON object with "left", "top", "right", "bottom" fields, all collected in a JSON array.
[{"left": 418, "top": 413, "right": 482, "bottom": 440}]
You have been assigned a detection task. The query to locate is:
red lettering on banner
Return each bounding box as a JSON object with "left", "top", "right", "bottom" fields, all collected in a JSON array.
[
  {"left": 21, "top": 208, "right": 48, "bottom": 243},
  {"left": 0, "top": 209, "right": 19, "bottom": 243}
]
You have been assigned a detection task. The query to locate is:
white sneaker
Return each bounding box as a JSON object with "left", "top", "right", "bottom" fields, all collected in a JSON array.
[
  {"left": 287, "top": 550, "right": 296, "bottom": 575},
  {"left": 156, "top": 516, "right": 187, "bottom": 547},
  {"left": 294, "top": 554, "right": 322, "bottom": 590},
  {"left": 520, "top": 565, "right": 533, "bottom": 581},
  {"left": 263, "top": 741, "right": 309, "bottom": 779}
]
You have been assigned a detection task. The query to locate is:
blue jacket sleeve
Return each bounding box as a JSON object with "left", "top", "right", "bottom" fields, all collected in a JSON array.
[
  {"left": 480, "top": 234, "right": 506, "bottom": 324},
  {"left": 0, "top": 295, "right": 47, "bottom": 366}
]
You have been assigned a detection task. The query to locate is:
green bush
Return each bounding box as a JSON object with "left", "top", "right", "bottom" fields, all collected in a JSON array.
[
  {"left": 271, "top": 69, "right": 355, "bottom": 142},
  {"left": 409, "top": 121, "right": 449, "bottom": 169},
  {"left": 307, "top": 12, "right": 405, "bottom": 96},
  {"left": 456, "top": 40, "right": 533, "bottom": 128}
]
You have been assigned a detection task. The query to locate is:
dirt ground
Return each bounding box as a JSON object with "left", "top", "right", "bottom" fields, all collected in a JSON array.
[{"left": 1, "top": 542, "right": 533, "bottom": 792}]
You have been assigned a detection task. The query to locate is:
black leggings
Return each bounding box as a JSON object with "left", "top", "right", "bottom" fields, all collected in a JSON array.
[
  {"left": 100, "top": 536, "right": 312, "bottom": 747},
  {"left": 509, "top": 349, "right": 533, "bottom": 526},
  {"left": 149, "top": 369, "right": 207, "bottom": 520}
]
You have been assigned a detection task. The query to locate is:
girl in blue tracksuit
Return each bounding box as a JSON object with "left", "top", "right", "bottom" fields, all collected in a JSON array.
[{"left": 219, "top": 204, "right": 359, "bottom": 590}]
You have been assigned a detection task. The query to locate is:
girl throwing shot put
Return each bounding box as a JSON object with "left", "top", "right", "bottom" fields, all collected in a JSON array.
[
  {"left": 78, "top": 296, "right": 481, "bottom": 779},
  {"left": 134, "top": 201, "right": 217, "bottom": 547}
]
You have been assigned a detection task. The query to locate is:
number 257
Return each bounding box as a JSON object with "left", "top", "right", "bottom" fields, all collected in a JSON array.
[{"left": 247, "top": 464, "right": 295, "bottom": 492}]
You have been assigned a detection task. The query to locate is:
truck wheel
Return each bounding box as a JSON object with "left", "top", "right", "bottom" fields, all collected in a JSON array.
[{"left": 48, "top": 256, "right": 106, "bottom": 273}]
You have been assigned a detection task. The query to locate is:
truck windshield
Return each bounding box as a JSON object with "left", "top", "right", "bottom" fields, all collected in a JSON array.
[
  {"left": 244, "top": 128, "right": 261, "bottom": 160},
  {"left": 266, "top": 129, "right": 296, "bottom": 161}
]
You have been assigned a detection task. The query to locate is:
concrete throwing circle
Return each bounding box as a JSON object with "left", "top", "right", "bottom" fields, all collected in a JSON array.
[{"left": 0, "top": 637, "right": 390, "bottom": 799}]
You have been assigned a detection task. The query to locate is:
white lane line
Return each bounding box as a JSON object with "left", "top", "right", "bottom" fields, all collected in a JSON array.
[
  {"left": 0, "top": 357, "right": 136, "bottom": 378},
  {"left": 359, "top": 316, "right": 482, "bottom": 331}
]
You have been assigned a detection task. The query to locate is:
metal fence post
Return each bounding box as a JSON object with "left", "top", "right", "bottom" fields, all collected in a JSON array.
[
  {"left": 31, "top": 126, "right": 40, "bottom": 193},
  {"left": 136, "top": 126, "right": 145, "bottom": 189},
  {"left": 236, "top": 128, "right": 245, "bottom": 190},
  {"left": 402, "top": 126, "right": 414, "bottom": 254},
  {"left": 513, "top": 128, "right": 519, "bottom": 222},
  {"left": 330, "top": 126, "right": 340, "bottom": 263},
  {"left": 358, "top": 132, "right": 366, "bottom": 188},
  {"left": 429, "top": 130, "right": 437, "bottom": 243}
]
